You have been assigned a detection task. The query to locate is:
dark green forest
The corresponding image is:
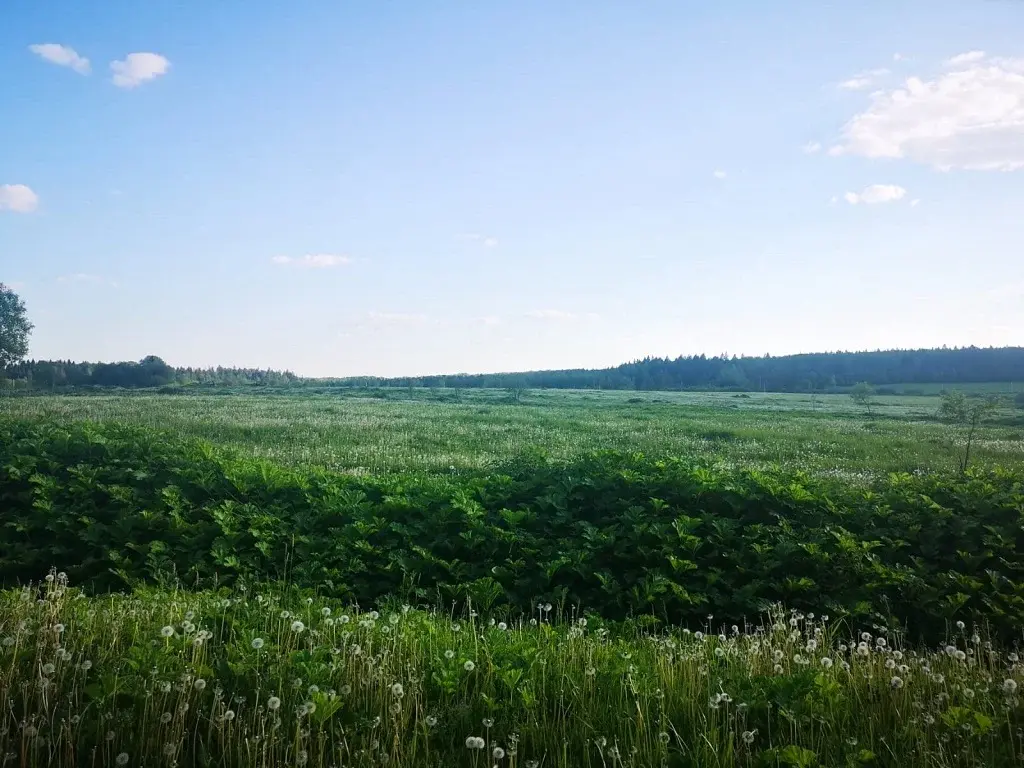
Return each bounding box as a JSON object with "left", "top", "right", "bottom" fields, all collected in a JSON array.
[{"left": 5, "top": 345, "right": 1024, "bottom": 392}]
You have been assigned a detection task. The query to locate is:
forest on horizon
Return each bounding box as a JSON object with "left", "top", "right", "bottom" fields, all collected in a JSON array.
[{"left": 5, "top": 345, "right": 1024, "bottom": 394}]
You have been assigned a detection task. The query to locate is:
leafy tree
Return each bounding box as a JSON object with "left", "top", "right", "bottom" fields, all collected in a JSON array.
[
  {"left": 939, "top": 390, "right": 998, "bottom": 473},
  {"left": 0, "top": 283, "right": 32, "bottom": 371},
  {"left": 849, "top": 382, "right": 874, "bottom": 412}
]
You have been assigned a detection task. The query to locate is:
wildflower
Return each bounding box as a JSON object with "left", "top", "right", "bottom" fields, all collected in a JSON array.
[
  {"left": 391, "top": 683, "right": 404, "bottom": 697},
  {"left": 42, "top": 663, "right": 56, "bottom": 675},
  {"left": 586, "top": 666, "right": 596, "bottom": 677},
  {"left": 742, "top": 730, "right": 757, "bottom": 745},
  {"left": 290, "top": 620, "right": 305, "bottom": 633},
  {"left": 885, "top": 659, "right": 896, "bottom": 669},
  {"left": 483, "top": 717, "right": 495, "bottom": 728},
  {"left": 194, "top": 678, "right": 207, "bottom": 691},
  {"left": 955, "top": 650, "right": 967, "bottom": 661},
  {"left": 158, "top": 681, "right": 172, "bottom": 694},
  {"left": 876, "top": 637, "right": 887, "bottom": 647},
  {"left": 223, "top": 710, "right": 235, "bottom": 721},
  {"left": 498, "top": 622, "right": 508, "bottom": 631},
  {"left": 340, "top": 684, "right": 352, "bottom": 695},
  {"left": 296, "top": 750, "right": 309, "bottom": 766},
  {"left": 956, "top": 620, "right": 965, "bottom": 630},
  {"left": 891, "top": 676, "right": 905, "bottom": 689},
  {"left": 267, "top": 696, "right": 281, "bottom": 711},
  {"left": 945, "top": 644, "right": 957, "bottom": 656},
  {"left": 774, "top": 664, "right": 784, "bottom": 673},
  {"left": 821, "top": 657, "right": 833, "bottom": 669},
  {"left": 160, "top": 712, "right": 172, "bottom": 723},
  {"left": 466, "top": 736, "right": 485, "bottom": 749},
  {"left": 658, "top": 732, "right": 670, "bottom": 744},
  {"left": 115, "top": 754, "right": 128, "bottom": 766},
  {"left": 464, "top": 660, "right": 476, "bottom": 672},
  {"left": 251, "top": 638, "right": 265, "bottom": 650},
  {"left": 163, "top": 744, "right": 175, "bottom": 757},
  {"left": 861, "top": 632, "right": 872, "bottom": 641},
  {"left": 161, "top": 626, "right": 174, "bottom": 638},
  {"left": 714, "top": 647, "right": 726, "bottom": 658},
  {"left": 526, "top": 762, "right": 539, "bottom": 768},
  {"left": 964, "top": 688, "right": 975, "bottom": 699},
  {"left": 426, "top": 715, "right": 438, "bottom": 727},
  {"left": 1010, "top": 653, "right": 1019, "bottom": 663},
  {"left": 1004, "top": 679, "right": 1019, "bottom": 695},
  {"left": 106, "top": 731, "right": 115, "bottom": 741},
  {"left": 321, "top": 607, "right": 331, "bottom": 617},
  {"left": 493, "top": 746, "right": 506, "bottom": 759}
]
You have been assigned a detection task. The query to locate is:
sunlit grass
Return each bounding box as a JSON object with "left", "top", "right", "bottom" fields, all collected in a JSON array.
[
  {"left": 2, "top": 389, "right": 1021, "bottom": 477},
  {"left": 3, "top": 574, "right": 1023, "bottom": 767}
]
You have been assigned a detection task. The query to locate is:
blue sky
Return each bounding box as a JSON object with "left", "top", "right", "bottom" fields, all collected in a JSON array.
[{"left": 2, "top": 0, "right": 1023, "bottom": 377}]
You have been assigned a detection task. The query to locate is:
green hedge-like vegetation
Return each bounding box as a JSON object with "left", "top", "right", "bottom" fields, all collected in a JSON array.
[{"left": 2, "top": 419, "right": 1024, "bottom": 638}]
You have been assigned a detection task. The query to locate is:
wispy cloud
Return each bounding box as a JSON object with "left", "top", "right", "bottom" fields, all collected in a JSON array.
[
  {"left": 712, "top": 169, "right": 727, "bottom": 179},
  {"left": 843, "top": 184, "right": 908, "bottom": 205},
  {"left": 29, "top": 43, "right": 91, "bottom": 74},
  {"left": 525, "top": 309, "right": 600, "bottom": 322},
  {"left": 366, "top": 311, "right": 429, "bottom": 324},
  {"left": 946, "top": 50, "right": 986, "bottom": 67},
  {"left": 271, "top": 254, "right": 352, "bottom": 269},
  {"left": 457, "top": 233, "right": 499, "bottom": 248},
  {"left": 110, "top": 52, "right": 171, "bottom": 88},
  {"left": 57, "top": 273, "right": 118, "bottom": 287},
  {"left": 831, "top": 52, "right": 1024, "bottom": 171},
  {"left": 0, "top": 184, "right": 39, "bottom": 213},
  {"left": 839, "top": 68, "right": 890, "bottom": 91},
  {"left": 802, "top": 141, "right": 822, "bottom": 154}
]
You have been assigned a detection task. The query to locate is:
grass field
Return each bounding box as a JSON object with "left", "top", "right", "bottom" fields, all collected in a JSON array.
[
  {"left": 4, "top": 387, "right": 1024, "bottom": 766},
  {"left": 2, "top": 387, "right": 1022, "bottom": 478}
]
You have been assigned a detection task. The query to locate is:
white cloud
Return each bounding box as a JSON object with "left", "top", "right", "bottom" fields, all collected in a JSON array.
[
  {"left": 0, "top": 184, "right": 39, "bottom": 213},
  {"left": 832, "top": 53, "right": 1024, "bottom": 171},
  {"left": 713, "top": 169, "right": 727, "bottom": 179},
  {"left": 802, "top": 141, "right": 822, "bottom": 154},
  {"left": 271, "top": 254, "right": 351, "bottom": 268},
  {"left": 457, "top": 233, "right": 499, "bottom": 248},
  {"left": 526, "top": 309, "right": 577, "bottom": 320},
  {"left": 110, "top": 52, "right": 171, "bottom": 88},
  {"left": 29, "top": 43, "right": 91, "bottom": 74},
  {"left": 947, "top": 51, "right": 986, "bottom": 66},
  {"left": 910, "top": 198, "right": 921, "bottom": 207},
  {"left": 524, "top": 309, "right": 600, "bottom": 322},
  {"left": 843, "top": 184, "right": 908, "bottom": 205},
  {"left": 57, "top": 273, "right": 118, "bottom": 287},
  {"left": 893, "top": 53, "right": 907, "bottom": 62},
  {"left": 367, "top": 311, "right": 429, "bottom": 324},
  {"left": 839, "top": 68, "right": 890, "bottom": 91}
]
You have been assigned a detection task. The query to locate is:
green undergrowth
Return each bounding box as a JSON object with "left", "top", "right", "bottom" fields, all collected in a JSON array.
[
  {"left": 3, "top": 576, "right": 1024, "bottom": 767},
  {"left": 2, "top": 419, "right": 1024, "bottom": 640}
]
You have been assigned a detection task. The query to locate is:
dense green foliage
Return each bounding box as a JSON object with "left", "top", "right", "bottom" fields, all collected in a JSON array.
[
  {"left": 4, "top": 577, "right": 1024, "bottom": 768},
  {"left": 4, "top": 355, "right": 298, "bottom": 389},
  {"left": 6, "top": 345, "right": 1024, "bottom": 393},
  {"left": 3, "top": 419, "right": 1024, "bottom": 640},
  {"left": 0, "top": 282, "right": 32, "bottom": 371}
]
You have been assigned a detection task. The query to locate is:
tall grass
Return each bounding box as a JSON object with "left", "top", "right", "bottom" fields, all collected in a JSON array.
[
  {"left": 2, "top": 389, "right": 1022, "bottom": 477},
  {"left": 3, "top": 574, "right": 1022, "bottom": 767}
]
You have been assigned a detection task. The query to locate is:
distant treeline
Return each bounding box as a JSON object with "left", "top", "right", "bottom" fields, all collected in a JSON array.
[
  {"left": 4, "top": 346, "right": 1024, "bottom": 393},
  {"left": 3, "top": 356, "right": 300, "bottom": 390}
]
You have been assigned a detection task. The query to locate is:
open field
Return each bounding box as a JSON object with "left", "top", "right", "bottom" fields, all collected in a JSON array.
[
  {"left": 2, "top": 388, "right": 1022, "bottom": 478},
  {"left": 3, "top": 389, "right": 1024, "bottom": 766}
]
